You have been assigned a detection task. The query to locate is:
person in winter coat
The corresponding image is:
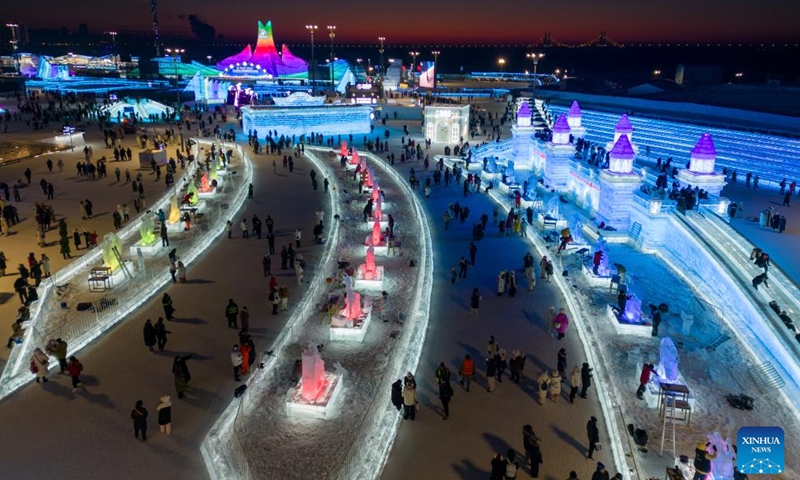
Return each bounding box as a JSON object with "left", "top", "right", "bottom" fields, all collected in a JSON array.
[
  {"left": 554, "top": 308, "right": 569, "bottom": 339},
  {"left": 131, "top": 400, "right": 148, "bottom": 441},
  {"left": 391, "top": 379, "right": 403, "bottom": 411},
  {"left": 636, "top": 363, "right": 656, "bottom": 399},
  {"left": 240, "top": 343, "right": 252, "bottom": 376},
  {"left": 569, "top": 366, "right": 581, "bottom": 403},
  {"left": 225, "top": 299, "right": 239, "bottom": 329},
  {"left": 486, "top": 355, "right": 497, "bottom": 392},
  {"left": 143, "top": 319, "right": 157, "bottom": 352},
  {"left": 469, "top": 288, "right": 481, "bottom": 316},
  {"left": 67, "top": 356, "right": 83, "bottom": 391},
  {"left": 279, "top": 286, "right": 290, "bottom": 311},
  {"left": 587, "top": 416, "right": 600, "bottom": 459},
  {"left": 54, "top": 338, "right": 68, "bottom": 374},
  {"left": 402, "top": 385, "right": 418, "bottom": 420},
  {"left": 491, "top": 453, "right": 507, "bottom": 480},
  {"left": 162, "top": 293, "right": 175, "bottom": 321},
  {"left": 537, "top": 371, "right": 550, "bottom": 404},
  {"left": 549, "top": 371, "right": 562, "bottom": 401},
  {"left": 32, "top": 347, "right": 50, "bottom": 383},
  {"left": 496, "top": 349, "right": 507, "bottom": 382},
  {"left": 693, "top": 442, "right": 718, "bottom": 480},
  {"left": 508, "top": 271, "right": 518, "bottom": 298},
  {"left": 487, "top": 336, "right": 498, "bottom": 357},
  {"left": 557, "top": 348, "right": 567, "bottom": 378},
  {"left": 435, "top": 362, "right": 451, "bottom": 386},
  {"left": 591, "top": 462, "right": 610, "bottom": 480},
  {"left": 509, "top": 350, "right": 523, "bottom": 383},
  {"left": 459, "top": 354, "right": 475, "bottom": 392},
  {"left": 172, "top": 354, "right": 193, "bottom": 399},
  {"left": 231, "top": 345, "right": 243, "bottom": 381},
  {"left": 154, "top": 318, "right": 170, "bottom": 352},
  {"left": 581, "top": 363, "right": 593, "bottom": 398},
  {"left": 403, "top": 371, "right": 417, "bottom": 390},
  {"left": 240, "top": 306, "right": 251, "bottom": 332},
  {"left": 497, "top": 271, "right": 506, "bottom": 296},
  {"left": 270, "top": 288, "right": 280, "bottom": 315},
  {"left": 157, "top": 395, "right": 172, "bottom": 435},
  {"left": 522, "top": 425, "right": 543, "bottom": 475},
  {"left": 177, "top": 261, "right": 187, "bottom": 283},
  {"left": 439, "top": 379, "right": 453, "bottom": 420}
]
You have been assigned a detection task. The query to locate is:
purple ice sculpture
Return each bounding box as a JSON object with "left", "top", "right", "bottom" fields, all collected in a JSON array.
[{"left": 657, "top": 337, "right": 680, "bottom": 383}]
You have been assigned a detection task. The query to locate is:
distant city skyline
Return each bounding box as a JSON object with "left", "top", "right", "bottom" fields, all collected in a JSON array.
[{"left": 3, "top": 0, "right": 799, "bottom": 44}]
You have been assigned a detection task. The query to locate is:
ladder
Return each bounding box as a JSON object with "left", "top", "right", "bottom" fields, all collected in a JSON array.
[
  {"left": 660, "top": 396, "right": 677, "bottom": 457},
  {"left": 629, "top": 222, "right": 643, "bottom": 243},
  {"left": 706, "top": 334, "right": 731, "bottom": 351},
  {"left": 112, "top": 246, "right": 134, "bottom": 279}
]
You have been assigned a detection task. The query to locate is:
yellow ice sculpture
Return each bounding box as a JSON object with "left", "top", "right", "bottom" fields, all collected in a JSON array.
[{"left": 102, "top": 232, "right": 123, "bottom": 271}]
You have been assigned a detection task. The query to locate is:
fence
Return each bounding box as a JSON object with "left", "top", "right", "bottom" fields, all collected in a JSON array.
[{"left": 0, "top": 138, "right": 252, "bottom": 399}]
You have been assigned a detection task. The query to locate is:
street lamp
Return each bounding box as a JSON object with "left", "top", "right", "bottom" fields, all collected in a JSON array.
[
  {"left": 306, "top": 25, "right": 318, "bottom": 95},
  {"left": 498, "top": 58, "right": 506, "bottom": 76},
  {"left": 164, "top": 47, "right": 185, "bottom": 115},
  {"left": 378, "top": 37, "right": 386, "bottom": 77},
  {"left": 431, "top": 50, "right": 440, "bottom": 90},
  {"left": 526, "top": 52, "right": 544, "bottom": 98},
  {"left": 409, "top": 51, "right": 419, "bottom": 89},
  {"left": 328, "top": 25, "right": 336, "bottom": 93},
  {"left": 105, "top": 31, "right": 119, "bottom": 70},
  {"left": 6, "top": 24, "right": 19, "bottom": 75},
  {"left": 206, "top": 55, "right": 212, "bottom": 65},
  {"left": 653, "top": 69, "right": 661, "bottom": 77}
]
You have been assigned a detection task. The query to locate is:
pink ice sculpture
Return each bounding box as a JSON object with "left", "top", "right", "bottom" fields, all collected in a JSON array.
[
  {"left": 373, "top": 202, "right": 382, "bottom": 222},
  {"left": 199, "top": 172, "right": 212, "bottom": 192},
  {"left": 340, "top": 140, "right": 348, "bottom": 157},
  {"left": 349, "top": 149, "right": 360, "bottom": 166},
  {"left": 371, "top": 186, "right": 380, "bottom": 202},
  {"left": 344, "top": 276, "right": 364, "bottom": 318},
  {"left": 372, "top": 220, "right": 382, "bottom": 246},
  {"left": 301, "top": 343, "right": 326, "bottom": 401},
  {"left": 364, "top": 246, "right": 377, "bottom": 280}
]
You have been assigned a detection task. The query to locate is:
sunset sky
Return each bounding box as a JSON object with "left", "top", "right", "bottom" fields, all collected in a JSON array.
[{"left": 3, "top": 0, "right": 799, "bottom": 44}]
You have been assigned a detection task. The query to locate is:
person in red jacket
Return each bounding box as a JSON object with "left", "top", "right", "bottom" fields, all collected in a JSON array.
[
  {"left": 592, "top": 250, "right": 603, "bottom": 275},
  {"left": 459, "top": 354, "right": 475, "bottom": 392},
  {"left": 67, "top": 356, "right": 84, "bottom": 392},
  {"left": 636, "top": 363, "right": 656, "bottom": 399}
]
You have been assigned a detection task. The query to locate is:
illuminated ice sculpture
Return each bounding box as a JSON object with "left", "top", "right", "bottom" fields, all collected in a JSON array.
[
  {"left": 356, "top": 245, "right": 385, "bottom": 290},
  {"left": 365, "top": 220, "right": 388, "bottom": 254},
  {"left": 423, "top": 105, "right": 470, "bottom": 144},
  {"left": 286, "top": 343, "right": 342, "bottom": 418},
  {"left": 676, "top": 133, "right": 727, "bottom": 197},
  {"left": 168, "top": 195, "right": 181, "bottom": 224},
  {"left": 187, "top": 180, "right": 199, "bottom": 206},
  {"left": 130, "top": 213, "right": 161, "bottom": 257},
  {"left": 656, "top": 337, "right": 680, "bottom": 383},
  {"left": 101, "top": 232, "right": 124, "bottom": 272},
  {"left": 241, "top": 104, "right": 372, "bottom": 139},
  {"left": 708, "top": 431, "right": 736, "bottom": 479},
  {"left": 566, "top": 101, "right": 586, "bottom": 138},
  {"left": 596, "top": 135, "right": 642, "bottom": 231},
  {"left": 331, "top": 275, "right": 375, "bottom": 341},
  {"left": 543, "top": 114, "right": 574, "bottom": 190}
]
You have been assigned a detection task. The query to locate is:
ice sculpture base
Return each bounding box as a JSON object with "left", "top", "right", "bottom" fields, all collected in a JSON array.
[
  {"left": 606, "top": 304, "right": 650, "bottom": 337},
  {"left": 368, "top": 219, "right": 388, "bottom": 230},
  {"left": 197, "top": 188, "right": 217, "bottom": 198},
  {"left": 330, "top": 303, "right": 373, "bottom": 343},
  {"left": 165, "top": 220, "right": 184, "bottom": 234},
  {"left": 581, "top": 263, "right": 614, "bottom": 287},
  {"left": 364, "top": 238, "right": 388, "bottom": 256},
  {"left": 355, "top": 265, "right": 385, "bottom": 290},
  {"left": 129, "top": 241, "right": 163, "bottom": 258},
  {"left": 285, "top": 372, "right": 342, "bottom": 419},
  {"left": 88, "top": 260, "right": 135, "bottom": 288},
  {"left": 536, "top": 212, "right": 567, "bottom": 231}
]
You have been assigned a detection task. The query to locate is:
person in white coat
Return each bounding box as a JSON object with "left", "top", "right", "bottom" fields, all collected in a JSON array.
[
  {"left": 402, "top": 385, "right": 418, "bottom": 421},
  {"left": 31, "top": 347, "right": 50, "bottom": 383},
  {"left": 537, "top": 371, "right": 550, "bottom": 405},
  {"left": 569, "top": 366, "right": 581, "bottom": 403},
  {"left": 548, "top": 370, "right": 562, "bottom": 402},
  {"left": 231, "top": 345, "right": 243, "bottom": 382},
  {"left": 295, "top": 262, "right": 304, "bottom": 285}
]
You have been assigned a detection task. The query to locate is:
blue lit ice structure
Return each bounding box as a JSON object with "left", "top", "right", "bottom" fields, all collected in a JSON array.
[
  {"left": 241, "top": 103, "right": 372, "bottom": 138},
  {"left": 101, "top": 98, "right": 175, "bottom": 123},
  {"left": 676, "top": 133, "right": 727, "bottom": 197},
  {"left": 597, "top": 135, "right": 642, "bottom": 231},
  {"left": 543, "top": 114, "right": 575, "bottom": 190},
  {"left": 566, "top": 100, "right": 586, "bottom": 138}
]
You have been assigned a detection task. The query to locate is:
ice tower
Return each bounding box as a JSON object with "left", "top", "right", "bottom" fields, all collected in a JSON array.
[
  {"left": 566, "top": 101, "right": 586, "bottom": 137},
  {"left": 511, "top": 101, "right": 537, "bottom": 170},
  {"left": 677, "top": 133, "right": 726, "bottom": 197},
  {"left": 543, "top": 114, "right": 574, "bottom": 191},
  {"left": 597, "top": 135, "right": 642, "bottom": 231}
]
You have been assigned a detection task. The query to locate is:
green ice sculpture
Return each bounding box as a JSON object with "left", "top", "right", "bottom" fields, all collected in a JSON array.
[
  {"left": 187, "top": 180, "right": 199, "bottom": 206},
  {"left": 102, "top": 232, "right": 123, "bottom": 272},
  {"left": 139, "top": 213, "right": 157, "bottom": 245},
  {"left": 210, "top": 156, "right": 219, "bottom": 181}
]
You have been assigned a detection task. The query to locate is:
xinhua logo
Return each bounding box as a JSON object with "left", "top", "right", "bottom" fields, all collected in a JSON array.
[{"left": 737, "top": 426, "right": 784, "bottom": 474}]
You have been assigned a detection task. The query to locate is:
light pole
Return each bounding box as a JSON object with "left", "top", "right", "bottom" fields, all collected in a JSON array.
[
  {"left": 105, "top": 31, "right": 119, "bottom": 70},
  {"left": 306, "top": 25, "right": 318, "bottom": 95},
  {"left": 327, "top": 25, "right": 336, "bottom": 93},
  {"left": 164, "top": 47, "right": 184, "bottom": 115},
  {"left": 378, "top": 37, "right": 385, "bottom": 78},
  {"left": 206, "top": 55, "right": 212, "bottom": 65},
  {"left": 526, "top": 52, "right": 544, "bottom": 98},
  {"left": 409, "top": 51, "right": 419, "bottom": 90},
  {"left": 431, "top": 50, "right": 440, "bottom": 90},
  {"left": 6, "top": 24, "right": 19, "bottom": 75},
  {"left": 498, "top": 58, "right": 505, "bottom": 76}
]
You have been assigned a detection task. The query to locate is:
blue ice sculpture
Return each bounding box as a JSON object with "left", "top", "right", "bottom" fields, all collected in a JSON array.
[{"left": 656, "top": 337, "right": 680, "bottom": 383}]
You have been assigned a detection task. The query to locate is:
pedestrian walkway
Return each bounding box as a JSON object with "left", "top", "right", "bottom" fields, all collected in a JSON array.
[
  {"left": 0, "top": 140, "right": 333, "bottom": 478},
  {"left": 381, "top": 134, "right": 613, "bottom": 478}
]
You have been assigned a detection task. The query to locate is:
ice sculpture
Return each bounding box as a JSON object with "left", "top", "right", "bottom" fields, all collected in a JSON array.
[
  {"left": 301, "top": 343, "right": 326, "bottom": 402},
  {"left": 487, "top": 157, "right": 498, "bottom": 173},
  {"left": 210, "top": 156, "right": 219, "bottom": 181},
  {"left": 566, "top": 101, "right": 582, "bottom": 129},
  {"left": 524, "top": 173, "right": 537, "bottom": 199},
  {"left": 102, "top": 232, "right": 123, "bottom": 271},
  {"left": 340, "top": 140, "right": 348, "bottom": 158},
  {"left": 708, "top": 431, "right": 735, "bottom": 480},
  {"left": 199, "top": 172, "right": 212, "bottom": 193},
  {"left": 372, "top": 184, "right": 380, "bottom": 202},
  {"left": 516, "top": 101, "right": 532, "bottom": 127},
  {"left": 187, "top": 180, "right": 199, "bottom": 206},
  {"left": 656, "top": 337, "right": 680, "bottom": 383},
  {"left": 613, "top": 114, "right": 634, "bottom": 145},
  {"left": 350, "top": 149, "right": 360, "bottom": 166},
  {"left": 365, "top": 167, "right": 375, "bottom": 188},
  {"left": 168, "top": 195, "right": 181, "bottom": 224},
  {"left": 570, "top": 215, "right": 585, "bottom": 245},
  {"left": 371, "top": 220, "right": 382, "bottom": 246},
  {"left": 343, "top": 275, "right": 364, "bottom": 319},
  {"left": 504, "top": 161, "right": 517, "bottom": 184},
  {"left": 364, "top": 247, "right": 377, "bottom": 280},
  {"left": 689, "top": 134, "right": 717, "bottom": 174},
  {"left": 373, "top": 201, "right": 382, "bottom": 222},
  {"left": 608, "top": 135, "right": 635, "bottom": 174},
  {"left": 623, "top": 294, "right": 643, "bottom": 323},
  {"left": 546, "top": 196, "right": 560, "bottom": 218},
  {"left": 139, "top": 214, "right": 157, "bottom": 246}
]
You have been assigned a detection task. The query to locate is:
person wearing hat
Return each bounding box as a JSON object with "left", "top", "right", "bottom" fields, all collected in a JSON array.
[
  {"left": 693, "top": 441, "right": 718, "bottom": 480},
  {"left": 587, "top": 416, "right": 600, "bottom": 459},
  {"left": 591, "top": 462, "right": 609, "bottom": 480}
]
